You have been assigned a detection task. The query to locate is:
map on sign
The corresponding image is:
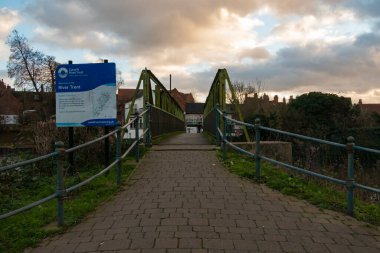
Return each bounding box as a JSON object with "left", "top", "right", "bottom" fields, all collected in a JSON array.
[{"left": 55, "top": 63, "right": 117, "bottom": 127}]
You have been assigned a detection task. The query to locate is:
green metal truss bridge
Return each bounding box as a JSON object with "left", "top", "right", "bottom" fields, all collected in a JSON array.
[{"left": 1, "top": 68, "right": 380, "bottom": 247}]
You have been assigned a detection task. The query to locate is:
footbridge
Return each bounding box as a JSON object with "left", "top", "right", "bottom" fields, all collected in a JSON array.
[{"left": 1, "top": 69, "right": 380, "bottom": 252}]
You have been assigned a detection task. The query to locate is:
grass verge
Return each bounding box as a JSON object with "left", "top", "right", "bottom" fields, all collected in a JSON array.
[
  {"left": 219, "top": 150, "right": 380, "bottom": 226},
  {"left": 0, "top": 154, "right": 141, "bottom": 253},
  {"left": 0, "top": 130, "right": 182, "bottom": 253}
]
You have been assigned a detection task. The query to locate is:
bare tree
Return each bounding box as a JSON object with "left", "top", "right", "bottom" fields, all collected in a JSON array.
[
  {"left": 116, "top": 69, "right": 124, "bottom": 89},
  {"left": 41, "top": 55, "right": 59, "bottom": 92},
  {"left": 6, "top": 30, "right": 46, "bottom": 93},
  {"left": 227, "top": 79, "right": 264, "bottom": 104}
]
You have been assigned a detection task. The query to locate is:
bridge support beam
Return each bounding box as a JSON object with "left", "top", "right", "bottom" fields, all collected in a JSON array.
[{"left": 215, "top": 103, "right": 220, "bottom": 146}]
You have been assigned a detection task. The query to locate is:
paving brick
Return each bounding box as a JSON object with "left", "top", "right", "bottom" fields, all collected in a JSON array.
[
  {"left": 280, "top": 242, "right": 305, "bottom": 253},
  {"left": 325, "top": 244, "right": 353, "bottom": 253},
  {"left": 27, "top": 134, "right": 380, "bottom": 253},
  {"left": 179, "top": 238, "right": 202, "bottom": 248},
  {"left": 74, "top": 242, "right": 99, "bottom": 252},
  {"left": 155, "top": 238, "right": 178, "bottom": 248},
  {"left": 257, "top": 241, "right": 281, "bottom": 252},
  {"left": 189, "top": 218, "right": 208, "bottom": 226},
  {"left": 203, "top": 239, "right": 234, "bottom": 250},
  {"left": 162, "top": 218, "right": 187, "bottom": 226},
  {"left": 98, "top": 239, "right": 131, "bottom": 251},
  {"left": 233, "top": 240, "right": 257, "bottom": 251},
  {"left": 141, "top": 219, "right": 161, "bottom": 226},
  {"left": 175, "top": 232, "right": 197, "bottom": 238},
  {"left": 130, "top": 238, "right": 155, "bottom": 249}
]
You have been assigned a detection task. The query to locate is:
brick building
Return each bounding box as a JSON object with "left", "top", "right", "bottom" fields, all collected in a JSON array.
[
  {"left": 241, "top": 93, "right": 286, "bottom": 118},
  {"left": 358, "top": 99, "right": 380, "bottom": 115},
  {"left": 0, "top": 79, "right": 22, "bottom": 124}
]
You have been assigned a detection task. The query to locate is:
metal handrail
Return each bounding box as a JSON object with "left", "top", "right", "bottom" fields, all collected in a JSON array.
[
  {"left": 0, "top": 152, "right": 58, "bottom": 173},
  {"left": 260, "top": 126, "right": 346, "bottom": 149},
  {"left": 121, "top": 116, "right": 137, "bottom": 130},
  {"left": 354, "top": 145, "right": 380, "bottom": 155},
  {"left": 148, "top": 103, "right": 182, "bottom": 119},
  {"left": 66, "top": 129, "right": 118, "bottom": 153},
  {"left": 0, "top": 193, "right": 57, "bottom": 220},
  {"left": 216, "top": 113, "right": 380, "bottom": 216},
  {"left": 259, "top": 155, "right": 346, "bottom": 185},
  {"left": 0, "top": 107, "right": 152, "bottom": 223},
  {"left": 66, "top": 159, "right": 119, "bottom": 193},
  {"left": 218, "top": 110, "right": 347, "bottom": 149},
  {"left": 121, "top": 140, "right": 137, "bottom": 159}
]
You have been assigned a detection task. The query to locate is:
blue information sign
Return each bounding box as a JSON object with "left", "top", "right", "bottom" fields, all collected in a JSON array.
[{"left": 55, "top": 63, "right": 117, "bottom": 127}]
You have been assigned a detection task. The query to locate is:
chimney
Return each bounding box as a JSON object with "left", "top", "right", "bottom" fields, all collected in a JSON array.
[
  {"left": 283, "top": 97, "right": 286, "bottom": 104},
  {"left": 289, "top": 95, "right": 294, "bottom": 102},
  {"left": 274, "top": 95, "right": 278, "bottom": 103},
  {"left": 358, "top": 99, "right": 363, "bottom": 105}
]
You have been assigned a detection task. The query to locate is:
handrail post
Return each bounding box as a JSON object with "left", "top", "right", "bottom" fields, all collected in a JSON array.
[
  {"left": 115, "top": 122, "right": 121, "bottom": 185},
  {"left": 55, "top": 141, "right": 65, "bottom": 226},
  {"left": 104, "top": 126, "right": 110, "bottom": 167},
  {"left": 254, "top": 118, "right": 261, "bottom": 181},
  {"left": 145, "top": 104, "right": 152, "bottom": 147},
  {"left": 215, "top": 103, "right": 220, "bottom": 146},
  {"left": 346, "top": 136, "right": 355, "bottom": 216},
  {"left": 222, "top": 112, "right": 227, "bottom": 160},
  {"left": 135, "top": 111, "right": 140, "bottom": 162}
]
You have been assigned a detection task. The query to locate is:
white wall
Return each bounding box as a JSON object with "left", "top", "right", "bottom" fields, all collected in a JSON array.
[
  {"left": 0, "top": 115, "right": 19, "bottom": 124},
  {"left": 124, "top": 96, "right": 145, "bottom": 139},
  {"left": 185, "top": 114, "right": 203, "bottom": 125}
]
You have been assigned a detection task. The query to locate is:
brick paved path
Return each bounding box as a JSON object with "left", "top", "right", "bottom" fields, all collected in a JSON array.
[{"left": 27, "top": 133, "right": 380, "bottom": 253}]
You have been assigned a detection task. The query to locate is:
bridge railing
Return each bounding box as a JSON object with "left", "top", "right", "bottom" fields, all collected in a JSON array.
[
  {"left": 213, "top": 107, "right": 380, "bottom": 216},
  {"left": 149, "top": 104, "right": 184, "bottom": 138},
  {"left": 0, "top": 109, "right": 150, "bottom": 226}
]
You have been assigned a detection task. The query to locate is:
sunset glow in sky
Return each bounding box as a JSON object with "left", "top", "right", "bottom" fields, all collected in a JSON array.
[{"left": 0, "top": 0, "right": 379, "bottom": 103}]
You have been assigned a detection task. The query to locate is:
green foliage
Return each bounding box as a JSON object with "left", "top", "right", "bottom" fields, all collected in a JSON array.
[
  {"left": 219, "top": 150, "right": 380, "bottom": 226},
  {"left": 286, "top": 92, "right": 353, "bottom": 138},
  {"left": 0, "top": 160, "right": 136, "bottom": 253}
]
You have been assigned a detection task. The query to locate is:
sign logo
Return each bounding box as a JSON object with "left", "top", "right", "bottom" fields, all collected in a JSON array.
[{"left": 58, "top": 67, "right": 68, "bottom": 78}]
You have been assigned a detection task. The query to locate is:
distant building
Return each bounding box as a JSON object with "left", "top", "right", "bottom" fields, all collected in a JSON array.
[
  {"left": 185, "top": 103, "right": 204, "bottom": 133},
  {"left": 117, "top": 88, "right": 145, "bottom": 139},
  {"left": 0, "top": 79, "right": 22, "bottom": 125},
  {"left": 358, "top": 99, "right": 380, "bottom": 115},
  {"left": 241, "top": 93, "right": 286, "bottom": 118},
  {"left": 169, "top": 88, "right": 195, "bottom": 111}
]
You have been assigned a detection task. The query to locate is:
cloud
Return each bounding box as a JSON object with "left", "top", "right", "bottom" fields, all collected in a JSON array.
[
  {"left": 240, "top": 47, "right": 271, "bottom": 59},
  {"left": 0, "top": 8, "right": 20, "bottom": 62},
  {"left": 226, "top": 35, "right": 380, "bottom": 95},
  {"left": 18, "top": 0, "right": 379, "bottom": 103},
  {"left": 347, "top": 0, "right": 380, "bottom": 18},
  {"left": 26, "top": 0, "right": 347, "bottom": 58},
  {"left": 354, "top": 32, "right": 380, "bottom": 47}
]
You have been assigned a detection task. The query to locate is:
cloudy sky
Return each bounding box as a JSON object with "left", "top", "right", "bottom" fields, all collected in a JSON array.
[{"left": 0, "top": 0, "right": 379, "bottom": 103}]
